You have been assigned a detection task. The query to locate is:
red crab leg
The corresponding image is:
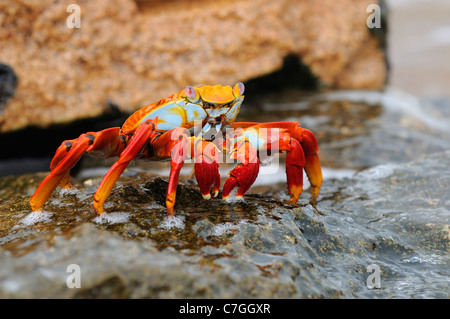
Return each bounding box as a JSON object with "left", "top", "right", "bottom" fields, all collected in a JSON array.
[
  {"left": 30, "top": 127, "right": 122, "bottom": 212},
  {"left": 93, "top": 120, "right": 157, "bottom": 215},
  {"left": 285, "top": 138, "right": 305, "bottom": 204},
  {"left": 151, "top": 128, "right": 191, "bottom": 217},
  {"left": 292, "top": 128, "right": 322, "bottom": 202},
  {"left": 222, "top": 138, "right": 260, "bottom": 200},
  {"left": 193, "top": 137, "right": 221, "bottom": 199},
  {"left": 254, "top": 126, "right": 306, "bottom": 204},
  {"left": 232, "top": 122, "right": 323, "bottom": 202}
]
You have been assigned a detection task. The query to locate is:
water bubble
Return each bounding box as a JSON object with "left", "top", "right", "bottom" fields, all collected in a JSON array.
[
  {"left": 410, "top": 256, "right": 420, "bottom": 263},
  {"left": 212, "top": 222, "right": 238, "bottom": 236},
  {"left": 93, "top": 212, "right": 130, "bottom": 224},
  {"left": 19, "top": 210, "right": 53, "bottom": 226},
  {"left": 59, "top": 188, "right": 79, "bottom": 196},
  {"left": 159, "top": 215, "right": 185, "bottom": 230}
]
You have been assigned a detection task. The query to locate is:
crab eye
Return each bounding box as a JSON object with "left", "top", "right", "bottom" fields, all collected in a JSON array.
[
  {"left": 184, "top": 86, "right": 197, "bottom": 100},
  {"left": 237, "top": 82, "right": 245, "bottom": 95},
  {"left": 233, "top": 82, "right": 245, "bottom": 96}
]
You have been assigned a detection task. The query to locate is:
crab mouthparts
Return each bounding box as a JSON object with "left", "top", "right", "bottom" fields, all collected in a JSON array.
[{"left": 202, "top": 122, "right": 222, "bottom": 134}]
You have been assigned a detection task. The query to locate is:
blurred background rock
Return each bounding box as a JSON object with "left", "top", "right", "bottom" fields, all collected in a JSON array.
[{"left": 0, "top": 0, "right": 386, "bottom": 133}]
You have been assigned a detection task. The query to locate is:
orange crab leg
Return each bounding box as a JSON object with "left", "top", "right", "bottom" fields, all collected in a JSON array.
[
  {"left": 30, "top": 127, "right": 122, "bottom": 212},
  {"left": 93, "top": 120, "right": 156, "bottom": 215},
  {"left": 151, "top": 127, "right": 191, "bottom": 217},
  {"left": 49, "top": 139, "right": 77, "bottom": 189}
]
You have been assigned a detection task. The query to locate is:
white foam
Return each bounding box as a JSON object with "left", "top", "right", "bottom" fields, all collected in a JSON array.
[
  {"left": 356, "top": 163, "right": 398, "bottom": 180},
  {"left": 212, "top": 222, "right": 238, "bottom": 236},
  {"left": 144, "top": 203, "right": 165, "bottom": 210},
  {"left": 59, "top": 187, "right": 79, "bottom": 196},
  {"left": 159, "top": 215, "right": 185, "bottom": 230},
  {"left": 48, "top": 198, "right": 74, "bottom": 207},
  {"left": 19, "top": 210, "right": 53, "bottom": 226},
  {"left": 223, "top": 191, "right": 246, "bottom": 203},
  {"left": 93, "top": 212, "right": 130, "bottom": 224},
  {"left": 400, "top": 254, "right": 445, "bottom": 265}
]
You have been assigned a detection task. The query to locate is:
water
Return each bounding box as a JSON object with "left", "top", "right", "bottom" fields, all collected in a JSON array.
[
  {"left": 387, "top": 0, "right": 450, "bottom": 98},
  {"left": 93, "top": 212, "right": 131, "bottom": 225}
]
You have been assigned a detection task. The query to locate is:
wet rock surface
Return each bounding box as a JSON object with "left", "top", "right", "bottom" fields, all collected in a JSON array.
[{"left": 0, "top": 148, "right": 449, "bottom": 298}]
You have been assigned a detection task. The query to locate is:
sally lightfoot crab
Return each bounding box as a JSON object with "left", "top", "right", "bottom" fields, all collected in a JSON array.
[{"left": 30, "top": 83, "right": 323, "bottom": 217}]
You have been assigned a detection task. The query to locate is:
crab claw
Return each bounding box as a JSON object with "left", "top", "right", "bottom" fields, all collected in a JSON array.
[
  {"left": 195, "top": 142, "right": 221, "bottom": 199},
  {"left": 222, "top": 139, "right": 260, "bottom": 201},
  {"left": 222, "top": 160, "right": 260, "bottom": 200}
]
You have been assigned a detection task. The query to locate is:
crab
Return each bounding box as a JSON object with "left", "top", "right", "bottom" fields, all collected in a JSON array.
[{"left": 30, "top": 83, "right": 323, "bottom": 217}]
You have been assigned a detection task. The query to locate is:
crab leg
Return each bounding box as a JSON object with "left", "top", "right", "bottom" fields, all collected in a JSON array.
[
  {"left": 151, "top": 127, "right": 191, "bottom": 217},
  {"left": 93, "top": 120, "right": 156, "bottom": 215},
  {"left": 291, "top": 128, "right": 322, "bottom": 202},
  {"left": 255, "top": 126, "right": 306, "bottom": 204},
  {"left": 30, "top": 127, "right": 122, "bottom": 212},
  {"left": 48, "top": 138, "right": 77, "bottom": 189},
  {"left": 228, "top": 123, "right": 322, "bottom": 203},
  {"left": 193, "top": 137, "right": 221, "bottom": 199},
  {"left": 285, "top": 138, "right": 305, "bottom": 204},
  {"left": 222, "top": 136, "right": 260, "bottom": 201}
]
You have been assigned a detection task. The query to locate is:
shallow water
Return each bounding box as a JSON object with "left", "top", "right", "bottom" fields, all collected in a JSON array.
[
  {"left": 317, "top": 152, "right": 450, "bottom": 298},
  {"left": 387, "top": 0, "right": 450, "bottom": 98}
]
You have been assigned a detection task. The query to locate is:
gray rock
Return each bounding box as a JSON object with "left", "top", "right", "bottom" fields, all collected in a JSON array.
[{"left": 0, "top": 150, "right": 448, "bottom": 298}]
